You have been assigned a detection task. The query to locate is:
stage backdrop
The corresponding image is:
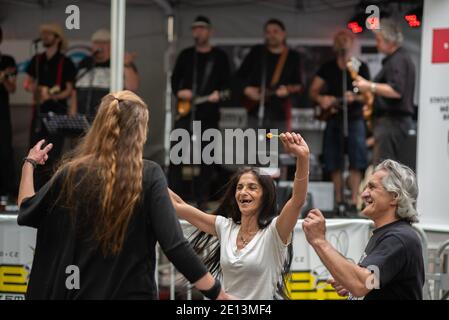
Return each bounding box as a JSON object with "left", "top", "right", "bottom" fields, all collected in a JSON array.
[{"left": 417, "top": 0, "right": 449, "bottom": 230}]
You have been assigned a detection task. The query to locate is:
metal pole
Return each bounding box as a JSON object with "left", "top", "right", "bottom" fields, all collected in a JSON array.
[
  {"left": 164, "top": 15, "right": 175, "bottom": 168},
  {"left": 110, "top": 0, "right": 126, "bottom": 92}
]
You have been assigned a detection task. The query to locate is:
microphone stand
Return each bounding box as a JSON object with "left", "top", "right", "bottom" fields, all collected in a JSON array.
[{"left": 340, "top": 53, "right": 349, "bottom": 217}]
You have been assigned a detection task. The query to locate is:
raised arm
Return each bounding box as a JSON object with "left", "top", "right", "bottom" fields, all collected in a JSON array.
[
  {"left": 276, "top": 132, "right": 310, "bottom": 244},
  {"left": 18, "top": 140, "right": 53, "bottom": 207},
  {"left": 168, "top": 188, "right": 217, "bottom": 236}
]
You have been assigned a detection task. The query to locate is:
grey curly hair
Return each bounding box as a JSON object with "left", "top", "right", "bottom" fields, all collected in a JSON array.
[
  {"left": 374, "top": 160, "right": 419, "bottom": 223},
  {"left": 375, "top": 18, "right": 403, "bottom": 45}
]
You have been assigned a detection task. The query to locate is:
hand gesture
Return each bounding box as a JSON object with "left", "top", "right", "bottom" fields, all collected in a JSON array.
[{"left": 27, "top": 139, "right": 53, "bottom": 165}]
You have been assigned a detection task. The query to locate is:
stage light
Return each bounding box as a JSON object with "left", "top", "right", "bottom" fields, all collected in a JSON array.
[
  {"left": 347, "top": 21, "right": 363, "bottom": 34},
  {"left": 405, "top": 14, "right": 421, "bottom": 27}
]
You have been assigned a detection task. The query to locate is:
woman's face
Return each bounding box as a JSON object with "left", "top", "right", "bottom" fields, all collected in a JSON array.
[{"left": 235, "top": 172, "right": 263, "bottom": 217}]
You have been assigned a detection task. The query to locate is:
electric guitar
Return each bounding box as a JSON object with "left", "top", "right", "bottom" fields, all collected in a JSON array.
[
  {"left": 176, "top": 89, "right": 231, "bottom": 118},
  {"left": 315, "top": 58, "right": 374, "bottom": 122},
  {"left": 347, "top": 57, "right": 374, "bottom": 123},
  {"left": 34, "top": 85, "right": 61, "bottom": 105},
  {"left": 242, "top": 84, "right": 301, "bottom": 112}
]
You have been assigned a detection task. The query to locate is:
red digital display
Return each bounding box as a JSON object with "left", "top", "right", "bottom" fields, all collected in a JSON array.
[{"left": 347, "top": 22, "right": 363, "bottom": 34}]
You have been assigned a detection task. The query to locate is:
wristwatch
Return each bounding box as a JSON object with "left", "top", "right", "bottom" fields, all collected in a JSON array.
[{"left": 370, "top": 82, "right": 377, "bottom": 93}]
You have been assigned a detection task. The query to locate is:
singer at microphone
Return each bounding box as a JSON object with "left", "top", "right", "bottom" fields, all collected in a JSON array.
[{"left": 72, "top": 28, "right": 139, "bottom": 121}]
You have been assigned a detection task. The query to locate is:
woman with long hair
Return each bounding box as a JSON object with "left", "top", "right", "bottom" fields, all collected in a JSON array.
[
  {"left": 169, "top": 132, "right": 309, "bottom": 299},
  {"left": 17, "top": 90, "right": 231, "bottom": 300}
]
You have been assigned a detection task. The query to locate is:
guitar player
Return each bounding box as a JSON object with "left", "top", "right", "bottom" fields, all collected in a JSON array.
[
  {"left": 170, "top": 16, "right": 231, "bottom": 210},
  {"left": 237, "top": 18, "right": 302, "bottom": 132},
  {"left": 23, "top": 23, "right": 76, "bottom": 187},
  {"left": 309, "top": 30, "right": 370, "bottom": 216},
  {"left": 0, "top": 26, "right": 18, "bottom": 200}
]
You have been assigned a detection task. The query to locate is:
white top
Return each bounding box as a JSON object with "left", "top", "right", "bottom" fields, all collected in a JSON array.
[{"left": 215, "top": 215, "right": 289, "bottom": 300}]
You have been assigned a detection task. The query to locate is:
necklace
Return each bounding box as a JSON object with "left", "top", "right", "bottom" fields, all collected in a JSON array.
[{"left": 239, "top": 230, "right": 258, "bottom": 247}]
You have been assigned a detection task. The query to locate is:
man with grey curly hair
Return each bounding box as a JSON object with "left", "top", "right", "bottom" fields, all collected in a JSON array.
[
  {"left": 302, "top": 159, "right": 424, "bottom": 299},
  {"left": 353, "top": 18, "right": 416, "bottom": 166}
]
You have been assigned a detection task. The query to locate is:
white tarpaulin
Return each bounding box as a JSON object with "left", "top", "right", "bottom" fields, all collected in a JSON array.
[
  {"left": 0, "top": 214, "right": 36, "bottom": 300},
  {"left": 181, "top": 219, "right": 372, "bottom": 300},
  {"left": 417, "top": 0, "right": 449, "bottom": 230}
]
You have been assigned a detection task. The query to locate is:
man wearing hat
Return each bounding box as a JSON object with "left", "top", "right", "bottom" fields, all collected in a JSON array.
[
  {"left": 23, "top": 23, "right": 76, "bottom": 187},
  {"left": 170, "top": 16, "right": 231, "bottom": 211},
  {"left": 72, "top": 29, "right": 139, "bottom": 120}
]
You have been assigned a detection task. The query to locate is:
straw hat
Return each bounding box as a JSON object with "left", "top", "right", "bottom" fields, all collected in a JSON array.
[
  {"left": 39, "top": 23, "right": 68, "bottom": 51},
  {"left": 91, "top": 29, "right": 111, "bottom": 43}
]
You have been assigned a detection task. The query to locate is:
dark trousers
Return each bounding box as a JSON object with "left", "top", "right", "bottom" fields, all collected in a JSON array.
[
  {"left": 373, "top": 116, "right": 414, "bottom": 166},
  {"left": 168, "top": 116, "right": 217, "bottom": 205}
]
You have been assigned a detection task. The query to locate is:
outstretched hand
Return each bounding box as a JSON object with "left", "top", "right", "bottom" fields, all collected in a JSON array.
[{"left": 27, "top": 139, "right": 53, "bottom": 165}]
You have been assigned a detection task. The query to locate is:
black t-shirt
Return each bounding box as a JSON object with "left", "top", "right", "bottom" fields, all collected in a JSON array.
[
  {"left": 316, "top": 58, "right": 370, "bottom": 120},
  {"left": 356, "top": 219, "right": 424, "bottom": 300},
  {"left": 26, "top": 52, "right": 76, "bottom": 113},
  {"left": 17, "top": 160, "right": 208, "bottom": 299},
  {"left": 171, "top": 46, "right": 231, "bottom": 123},
  {"left": 237, "top": 45, "right": 302, "bottom": 121},
  {"left": 0, "top": 53, "right": 17, "bottom": 119},
  {"left": 374, "top": 47, "right": 415, "bottom": 117}
]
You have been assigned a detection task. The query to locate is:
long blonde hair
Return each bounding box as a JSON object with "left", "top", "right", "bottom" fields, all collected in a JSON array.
[{"left": 55, "top": 90, "right": 149, "bottom": 256}]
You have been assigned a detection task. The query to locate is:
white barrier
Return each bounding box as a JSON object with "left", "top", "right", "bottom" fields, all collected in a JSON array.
[{"left": 0, "top": 213, "right": 434, "bottom": 300}]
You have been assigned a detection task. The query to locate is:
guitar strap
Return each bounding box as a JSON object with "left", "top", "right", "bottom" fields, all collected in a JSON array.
[
  {"left": 270, "top": 47, "right": 289, "bottom": 87},
  {"left": 56, "top": 55, "right": 65, "bottom": 88},
  {"left": 198, "top": 54, "right": 215, "bottom": 96}
]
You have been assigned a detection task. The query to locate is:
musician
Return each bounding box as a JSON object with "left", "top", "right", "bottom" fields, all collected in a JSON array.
[
  {"left": 0, "top": 26, "right": 18, "bottom": 199},
  {"left": 353, "top": 18, "right": 416, "bottom": 165},
  {"left": 170, "top": 16, "right": 231, "bottom": 210},
  {"left": 72, "top": 29, "right": 139, "bottom": 121},
  {"left": 309, "top": 30, "right": 370, "bottom": 215},
  {"left": 23, "top": 23, "right": 76, "bottom": 186},
  {"left": 237, "top": 18, "right": 302, "bottom": 131}
]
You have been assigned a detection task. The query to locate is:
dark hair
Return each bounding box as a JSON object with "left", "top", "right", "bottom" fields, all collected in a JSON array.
[
  {"left": 264, "top": 18, "right": 286, "bottom": 31},
  {"left": 190, "top": 167, "right": 293, "bottom": 299}
]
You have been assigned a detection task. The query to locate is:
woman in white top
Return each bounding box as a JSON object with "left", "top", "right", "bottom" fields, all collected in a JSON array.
[{"left": 169, "top": 132, "right": 309, "bottom": 299}]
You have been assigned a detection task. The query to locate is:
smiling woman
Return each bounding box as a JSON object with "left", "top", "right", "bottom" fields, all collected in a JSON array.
[{"left": 169, "top": 132, "right": 310, "bottom": 299}]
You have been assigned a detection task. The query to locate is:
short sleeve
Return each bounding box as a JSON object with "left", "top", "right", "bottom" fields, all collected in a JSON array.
[
  {"left": 26, "top": 55, "right": 38, "bottom": 78},
  {"left": 17, "top": 178, "right": 54, "bottom": 228},
  {"left": 268, "top": 217, "right": 290, "bottom": 251},
  {"left": 359, "top": 235, "right": 406, "bottom": 288},
  {"left": 63, "top": 57, "right": 76, "bottom": 83},
  {"left": 316, "top": 62, "right": 329, "bottom": 81},
  {"left": 384, "top": 58, "right": 407, "bottom": 96},
  {"left": 214, "top": 215, "right": 232, "bottom": 241}
]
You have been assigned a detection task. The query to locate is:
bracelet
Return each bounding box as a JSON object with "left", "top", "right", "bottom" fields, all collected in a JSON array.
[
  {"left": 370, "top": 82, "right": 377, "bottom": 94},
  {"left": 23, "top": 157, "right": 38, "bottom": 169},
  {"left": 294, "top": 171, "right": 309, "bottom": 182},
  {"left": 199, "top": 278, "right": 222, "bottom": 300}
]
